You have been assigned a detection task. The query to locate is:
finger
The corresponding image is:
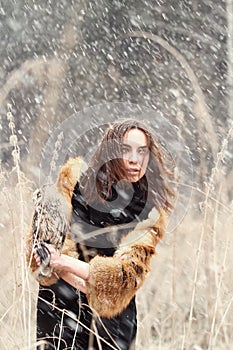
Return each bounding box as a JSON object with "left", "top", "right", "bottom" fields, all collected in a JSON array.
[
  {"left": 35, "top": 256, "right": 41, "bottom": 266},
  {"left": 33, "top": 251, "right": 41, "bottom": 265},
  {"left": 44, "top": 243, "right": 56, "bottom": 254}
]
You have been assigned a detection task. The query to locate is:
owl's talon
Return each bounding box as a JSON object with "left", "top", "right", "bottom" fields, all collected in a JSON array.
[{"left": 36, "top": 243, "right": 51, "bottom": 266}]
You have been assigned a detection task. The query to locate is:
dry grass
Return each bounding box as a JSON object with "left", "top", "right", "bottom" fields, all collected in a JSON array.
[
  {"left": 137, "top": 210, "right": 233, "bottom": 350},
  {"left": 0, "top": 110, "right": 233, "bottom": 349},
  {"left": 1, "top": 168, "right": 232, "bottom": 350}
]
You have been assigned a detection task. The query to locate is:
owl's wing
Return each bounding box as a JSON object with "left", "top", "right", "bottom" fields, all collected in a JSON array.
[
  {"left": 32, "top": 186, "right": 69, "bottom": 251},
  {"left": 31, "top": 186, "right": 70, "bottom": 278},
  {"left": 27, "top": 157, "right": 86, "bottom": 285}
]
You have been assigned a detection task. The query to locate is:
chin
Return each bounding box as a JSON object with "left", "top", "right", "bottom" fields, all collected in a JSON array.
[
  {"left": 127, "top": 174, "right": 141, "bottom": 183},
  {"left": 125, "top": 169, "right": 146, "bottom": 183}
]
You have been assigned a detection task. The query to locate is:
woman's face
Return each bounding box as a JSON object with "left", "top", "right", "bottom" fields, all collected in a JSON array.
[{"left": 122, "top": 128, "right": 150, "bottom": 182}]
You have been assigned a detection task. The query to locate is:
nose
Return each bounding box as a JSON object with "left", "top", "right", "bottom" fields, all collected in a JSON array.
[{"left": 129, "top": 150, "right": 138, "bottom": 163}]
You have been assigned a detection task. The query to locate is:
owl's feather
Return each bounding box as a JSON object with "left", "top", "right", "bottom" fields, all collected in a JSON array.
[{"left": 26, "top": 157, "right": 87, "bottom": 286}]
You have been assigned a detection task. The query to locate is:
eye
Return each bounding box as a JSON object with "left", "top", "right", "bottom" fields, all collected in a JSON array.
[
  {"left": 138, "top": 147, "right": 149, "bottom": 155},
  {"left": 122, "top": 146, "right": 130, "bottom": 154}
]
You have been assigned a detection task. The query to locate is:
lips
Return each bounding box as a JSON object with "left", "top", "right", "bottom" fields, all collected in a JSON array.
[{"left": 127, "top": 168, "right": 140, "bottom": 174}]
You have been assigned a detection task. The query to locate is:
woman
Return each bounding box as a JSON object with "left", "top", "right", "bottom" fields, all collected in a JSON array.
[{"left": 35, "top": 119, "right": 176, "bottom": 350}]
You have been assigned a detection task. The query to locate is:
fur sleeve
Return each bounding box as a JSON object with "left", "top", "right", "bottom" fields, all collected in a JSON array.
[{"left": 85, "top": 208, "right": 167, "bottom": 318}]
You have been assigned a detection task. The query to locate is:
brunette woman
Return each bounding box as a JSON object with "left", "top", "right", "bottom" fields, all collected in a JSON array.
[{"left": 35, "top": 119, "right": 176, "bottom": 350}]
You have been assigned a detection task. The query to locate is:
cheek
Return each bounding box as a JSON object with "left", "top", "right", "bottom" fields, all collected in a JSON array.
[
  {"left": 141, "top": 155, "right": 149, "bottom": 169},
  {"left": 122, "top": 158, "right": 128, "bottom": 171}
]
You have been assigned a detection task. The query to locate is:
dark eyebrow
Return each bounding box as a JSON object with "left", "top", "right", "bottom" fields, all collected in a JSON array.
[{"left": 122, "top": 144, "right": 148, "bottom": 148}]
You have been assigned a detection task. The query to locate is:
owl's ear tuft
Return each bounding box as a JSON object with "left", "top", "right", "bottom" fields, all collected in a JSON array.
[{"left": 32, "top": 188, "right": 42, "bottom": 204}]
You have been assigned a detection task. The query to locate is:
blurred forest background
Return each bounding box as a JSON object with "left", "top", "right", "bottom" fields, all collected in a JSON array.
[{"left": 0, "top": 0, "right": 233, "bottom": 349}]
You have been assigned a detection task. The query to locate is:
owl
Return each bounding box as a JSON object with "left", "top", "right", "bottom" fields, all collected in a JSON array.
[{"left": 26, "top": 157, "right": 87, "bottom": 286}]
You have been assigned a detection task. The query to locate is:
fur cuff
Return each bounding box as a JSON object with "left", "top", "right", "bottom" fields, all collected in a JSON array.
[{"left": 86, "top": 208, "right": 167, "bottom": 318}]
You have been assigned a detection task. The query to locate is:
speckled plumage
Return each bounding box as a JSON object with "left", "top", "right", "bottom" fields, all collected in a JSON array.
[{"left": 26, "top": 157, "right": 87, "bottom": 286}]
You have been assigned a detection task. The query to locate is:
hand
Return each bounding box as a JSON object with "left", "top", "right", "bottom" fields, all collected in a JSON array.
[
  {"left": 34, "top": 243, "right": 89, "bottom": 280},
  {"left": 33, "top": 244, "right": 64, "bottom": 271}
]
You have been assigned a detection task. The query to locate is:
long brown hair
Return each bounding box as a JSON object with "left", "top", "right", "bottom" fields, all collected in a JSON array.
[{"left": 79, "top": 119, "right": 176, "bottom": 212}]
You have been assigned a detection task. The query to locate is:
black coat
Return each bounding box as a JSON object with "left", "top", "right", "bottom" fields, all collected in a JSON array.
[{"left": 37, "top": 176, "right": 152, "bottom": 350}]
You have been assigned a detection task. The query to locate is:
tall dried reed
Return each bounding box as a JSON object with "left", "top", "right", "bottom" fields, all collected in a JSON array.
[{"left": 1, "top": 114, "right": 233, "bottom": 350}]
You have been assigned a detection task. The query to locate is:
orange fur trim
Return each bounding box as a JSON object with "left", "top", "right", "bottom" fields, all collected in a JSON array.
[
  {"left": 86, "top": 208, "right": 168, "bottom": 318},
  {"left": 56, "top": 157, "right": 87, "bottom": 203}
]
